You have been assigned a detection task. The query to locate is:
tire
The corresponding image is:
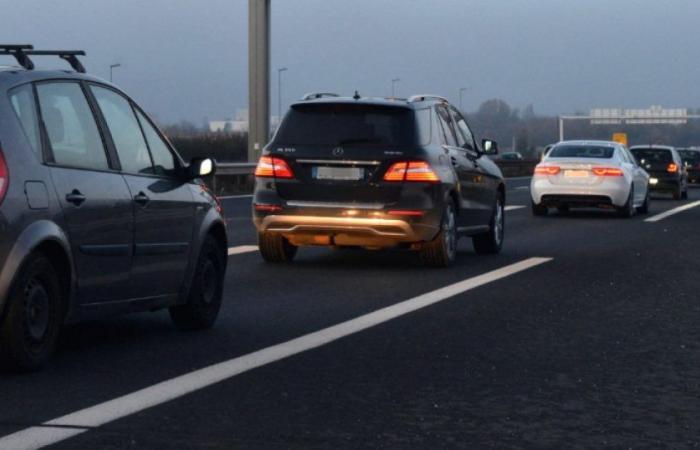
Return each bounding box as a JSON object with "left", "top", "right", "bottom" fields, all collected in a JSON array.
[
  {"left": 681, "top": 182, "right": 689, "bottom": 200},
  {"left": 258, "top": 232, "right": 297, "bottom": 263},
  {"left": 0, "top": 253, "right": 63, "bottom": 372},
  {"left": 617, "top": 185, "right": 636, "bottom": 218},
  {"left": 169, "top": 237, "right": 225, "bottom": 331},
  {"left": 420, "top": 203, "right": 457, "bottom": 268},
  {"left": 531, "top": 200, "right": 548, "bottom": 216},
  {"left": 673, "top": 183, "right": 682, "bottom": 200},
  {"left": 637, "top": 187, "right": 650, "bottom": 214},
  {"left": 473, "top": 195, "right": 505, "bottom": 255}
]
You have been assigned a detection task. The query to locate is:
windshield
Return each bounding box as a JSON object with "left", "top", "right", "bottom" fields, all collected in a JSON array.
[
  {"left": 275, "top": 104, "right": 427, "bottom": 147},
  {"left": 630, "top": 148, "right": 673, "bottom": 164},
  {"left": 548, "top": 145, "right": 614, "bottom": 159}
]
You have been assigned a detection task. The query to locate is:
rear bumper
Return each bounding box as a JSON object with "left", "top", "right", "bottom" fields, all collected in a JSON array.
[
  {"left": 531, "top": 177, "right": 629, "bottom": 207},
  {"left": 648, "top": 173, "right": 681, "bottom": 191},
  {"left": 253, "top": 211, "right": 441, "bottom": 248}
]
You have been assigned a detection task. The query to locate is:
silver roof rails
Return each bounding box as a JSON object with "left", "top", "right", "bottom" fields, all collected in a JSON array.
[
  {"left": 301, "top": 92, "right": 340, "bottom": 101},
  {"left": 408, "top": 95, "right": 449, "bottom": 103}
]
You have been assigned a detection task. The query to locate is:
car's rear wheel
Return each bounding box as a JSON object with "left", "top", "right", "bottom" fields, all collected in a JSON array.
[
  {"left": 170, "top": 236, "right": 225, "bottom": 330},
  {"left": 681, "top": 182, "right": 689, "bottom": 199},
  {"left": 673, "top": 183, "right": 683, "bottom": 200},
  {"left": 473, "top": 195, "right": 505, "bottom": 255},
  {"left": 420, "top": 203, "right": 457, "bottom": 268},
  {"left": 531, "top": 200, "right": 548, "bottom": 216},
  {"left": 0, "top": 253, "right": 62, "bottom": 372},
  {"left": 637, "top": 186, "right": 651, "bottom": 214},
  {"left": 617, "top": 185, "right": 636, "bottom": 218},
  {"left": 258, "top": 232, "right": 297, "bottom": 263}
]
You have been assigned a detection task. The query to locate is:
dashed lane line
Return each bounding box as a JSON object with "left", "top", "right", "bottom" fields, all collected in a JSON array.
[
  {"left": 227, "top": 245, "right": 258, "bottom": 256},
  {"left": 644, "top": 200, "right": 700, "bottom": 223},
  {"left": 0, "top": 257, "right": 552, "bottom": 450},
  {"left": 505, "top": 205, "right": 526, "bottom": 211}
]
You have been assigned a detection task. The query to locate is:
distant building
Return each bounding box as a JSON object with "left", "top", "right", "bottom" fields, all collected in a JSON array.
[
  {"left": 590, "top": 106, "right": 688, "bottom": 125},
  {"left": 209, "top": 109, "right": 281, "bottom": 133}
]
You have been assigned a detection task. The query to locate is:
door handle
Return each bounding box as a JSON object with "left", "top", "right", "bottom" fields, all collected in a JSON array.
[
  {"left": 65, "top": 190, "right": 86, "bottom": 206},
  {"left": 134, "top": 192, "right": 150, "bottom": 206}
]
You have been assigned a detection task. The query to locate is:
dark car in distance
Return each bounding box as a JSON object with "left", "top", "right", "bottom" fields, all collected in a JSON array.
[
  {"left": 0, "top": 45, "right": 227, "bottom": 371},
  {"left": 630, "top": 145, "right": 688, "bottom": 199},
  {"left": 253, "top": 93, "right": 506, "bottom": 267},
  {"left": 677, "top": 148, "right": 700, "bottom": 184}
]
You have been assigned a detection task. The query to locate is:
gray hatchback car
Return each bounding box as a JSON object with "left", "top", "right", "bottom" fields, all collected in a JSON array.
[{"left": 0, "top": 45, "right": 228, "bottom": 371}]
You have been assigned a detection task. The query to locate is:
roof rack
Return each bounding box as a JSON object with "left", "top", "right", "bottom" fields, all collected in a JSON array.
[
  {"left": 301, "top": 92, "right": 339, "bottom": 101},
  {"left": 408, "top": 95, "right": 449, "bottom": 104},
  {"left": 0, "top": 44, "right": 86, "bottom": 73}
]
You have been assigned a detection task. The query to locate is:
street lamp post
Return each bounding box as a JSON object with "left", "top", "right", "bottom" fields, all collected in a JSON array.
[
  {"left": 277, "top": 67, "right": 288, "bottom": 130},
  {"left": 459, "top": 87, "right": 468, "bottom": 112},
  {"left": 109, "top": 63, "right": 121, "bottom": 83},
  {"left": 391, "top": 78, "right": 400, "bottom": 98}
]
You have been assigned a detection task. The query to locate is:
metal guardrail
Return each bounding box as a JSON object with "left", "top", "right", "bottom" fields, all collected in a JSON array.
[{"left": 210, "top": 160, "right": 538, "bottom": 196}]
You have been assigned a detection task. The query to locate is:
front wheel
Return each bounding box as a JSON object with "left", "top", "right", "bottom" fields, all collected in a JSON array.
[
  {"left": 0, "top": 253, "right": 63, "bottom": 372},
  {"left": 473, "top": 195, "right": 505, "bottom": 255},
  {"left": 170, "top": 236, "right": 225, "bottom": 331},
  {"left": 420, "top": 203, "right": 457, "bottom": 268}
]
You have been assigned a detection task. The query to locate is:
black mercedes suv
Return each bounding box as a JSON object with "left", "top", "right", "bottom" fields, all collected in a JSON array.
[
  {"left": 253, "top": 93, "right": 505, "bottom": 267},
  {"left": 0, "top": 45, "right": 227, "bottom": 371}
]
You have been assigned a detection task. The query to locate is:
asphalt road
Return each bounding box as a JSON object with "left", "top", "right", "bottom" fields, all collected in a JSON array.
[{"left": 2, "top": 177, "right": 700, "bottom": 449}]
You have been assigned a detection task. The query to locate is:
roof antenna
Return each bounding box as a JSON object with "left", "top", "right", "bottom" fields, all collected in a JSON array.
[{"left": 353, "top": 90, "right": 361, "bottom": 100}]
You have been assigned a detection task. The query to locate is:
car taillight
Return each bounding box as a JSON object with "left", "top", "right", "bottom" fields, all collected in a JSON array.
[
  {"left": 383, "top": 161, "right": 439, "bottom": 183},
  {"left": 534, "top": 165, "right": 560, "bottom": 176},
  {"left": 0, "top": 148, "right": 8, "bottom": 205},
  {"left": 255, "top": 156, "right": 294, "bottom": 179},
  {"left": 592, "top": 167, "right": 624, "bottom": 177},
  {"left": 667, "top": 163, "right": 678, "bottom": 173}
]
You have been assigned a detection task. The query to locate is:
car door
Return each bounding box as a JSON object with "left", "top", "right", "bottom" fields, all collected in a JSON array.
[
  {"left": 435, "top": 105, "right": 480, "bottom": 228},
  {"left": 36, "top": 81, "right": 134, "bottom": 305},
  {"left": 88, "top": 84, "right": 196, "bottom": 299}
]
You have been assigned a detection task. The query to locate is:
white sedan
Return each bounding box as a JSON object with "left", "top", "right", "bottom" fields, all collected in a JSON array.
[{"left": 531, "top": 140, "right": 650, "bottom": 217}]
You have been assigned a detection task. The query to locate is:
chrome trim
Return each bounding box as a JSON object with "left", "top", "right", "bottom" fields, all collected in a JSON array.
[
  {"left": 261, "top": 215, "right": 414, "bottom": 238},
  {"left": 296, "top": 159, "right": 382, "bottom": 166},
  {"left": 286, "top": 201, "right": 384, "bottom": 210}
]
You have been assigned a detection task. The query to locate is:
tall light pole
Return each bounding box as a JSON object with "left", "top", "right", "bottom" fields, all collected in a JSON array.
[
  {"left": 459, "top": 87, "right": 468, "bottom": 112},
  {"left": 249, "top": 0, "right": 271, "bottom": 162},
  {"left": 391, "top": 78, "right": 400, "bottom": 98},
  {"left": 277, "top": 67, "right": 288, "bottom": 130},
  {"left": 109, "top": 63, "right": 121, "bottom": 83}
]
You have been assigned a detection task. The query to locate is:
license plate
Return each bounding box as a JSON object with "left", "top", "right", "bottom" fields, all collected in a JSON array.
[
  {"left": 564, "top": 170, "right": 589, "bottom": 178},
  {"left": 313, "top": 166, "right": 364, "bottom": 181}
]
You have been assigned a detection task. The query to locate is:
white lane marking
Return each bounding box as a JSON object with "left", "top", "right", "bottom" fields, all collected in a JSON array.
[
  {"left": 0, "top": 257, "right": 551, "bottom": 450},
  {"left": 644, "top": 200, "right": 700, "bottom": 223},
  {"left": 227, "top": 245, "right": 258, "bottom": 256},
  {"left": 218, "top": 194, "right": 253, "bottom": 200},
  {"left": 505, "top": 205, "right": 525, "bottom": 211},
  {"left": 515, "top": 186, "right": 530, "bottom": 191}
]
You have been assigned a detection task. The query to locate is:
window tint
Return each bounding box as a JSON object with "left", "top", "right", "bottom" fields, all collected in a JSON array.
[
  {"left": 449, "top": 107, "right": 475, "bottom": 149},
  {"left": 436, "top": 106, "right": 457, "bottom": 146},
  {"left": 135, "top": 109, "right": 177, "bottom": 177},
  {"left": 36, "top": 83, "right": 109, "bottom": 170},
  {"left": 414, "top": 108, "right": 432, "bottom": 146},
  {"left": 629, "top": 148, "right": 673, "bottom": 164},
  {"left": 549, "top": 145, "right": 614, "bottom": 159},
  {"left": 91, "top": 86, "right": 153, "bottom": 175},
  {"left": 9, "top": 85, "right": 41, "bottom": 157}
]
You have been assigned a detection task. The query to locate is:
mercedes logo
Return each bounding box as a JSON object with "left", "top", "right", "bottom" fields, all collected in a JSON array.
[{"left": 332, "top": 147, "right": 344, "bottom": 157}]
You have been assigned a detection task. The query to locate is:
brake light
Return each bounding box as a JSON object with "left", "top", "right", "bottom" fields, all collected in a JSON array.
[
  {"left": 0, "top": 148, "right": 8, "bottom": 205},
  {"left": 383, "top": 161, "right": 439, "bottom": 183},
  {"left": 255, "top": 156, "right": 294, "bottom": 179},
  {"left": 667, "top": 163, "right": 678, "bottom": 173},
  {"left": 254, "top": 204, "right": 283, "bottom": 213},
  {"left": 592, "top": 167, "right": 624, "bottom": 177},
  {"left": 534, "top": 165, "right": 560, "bottom": 176}
]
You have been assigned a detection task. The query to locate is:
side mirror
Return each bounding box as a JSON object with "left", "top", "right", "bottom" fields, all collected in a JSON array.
[
  {"left": 187, "top": 158, "right": 216, "bottom": 179},
  {"left": 482, "top": 139, "right": 499, "bottom": 155}
]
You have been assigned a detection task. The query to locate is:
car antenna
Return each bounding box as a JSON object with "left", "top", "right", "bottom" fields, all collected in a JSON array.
[{"left": 353, "top": 90, "right": 361, "bottom": 100}]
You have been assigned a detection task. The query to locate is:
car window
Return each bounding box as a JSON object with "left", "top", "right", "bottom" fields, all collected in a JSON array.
[
  {"left": 549, "top": 145, "right": 614, "bottom": 159},
  {"left": 622, "top": 148, "right": 637, "bottom": 165},
  {"left": 630, "top": 148, "right": 673, "bottom": 164},
  {"left": 90, "top": 85, "right": 153, "bottom": 175},
  {"left": 134, "top": 109, "right": 177, "bottom": 177},
  {"left": 36, "top": 82, "right": 109, "bottom": 170},
  {"left": 449, "top": 107, "right": 475, "bottom": 150},
  {"left": 435, "top": 106, "right": 457, "bottom": 147},
  {"left": 414, "top": 108, "right": 432, "bottom": 146},
  {"left": 8, "top": 84, "right": 41, "bottom": 157}
]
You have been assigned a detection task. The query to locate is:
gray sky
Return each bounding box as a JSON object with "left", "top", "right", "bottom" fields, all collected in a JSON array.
[{"left": 4, "top": 0, "right": 700, "bottom": 124}]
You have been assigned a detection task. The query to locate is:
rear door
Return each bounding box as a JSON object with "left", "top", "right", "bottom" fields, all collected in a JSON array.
[
  {"left": 36, "top": 81, "right": 133, "bottom": 305},
  {"left": 88, "top": 84, "right": 196, "bottom": 299},
  {"left": 270, "top": 103, "right": 417, "bottom": 207}
]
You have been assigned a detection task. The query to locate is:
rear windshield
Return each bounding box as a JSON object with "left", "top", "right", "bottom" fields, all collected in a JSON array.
[
  {"left": 275, "top": 104, "right": 428, "bottom": 147},
  {"left": 678, "top": 150, "right": 700, "bottom": 163},
  {"left": 549, "top": 145, "right": 614, "bottom": 159},
  {"left": 630, "top": 148, "right": 673, "bottom": 164}
]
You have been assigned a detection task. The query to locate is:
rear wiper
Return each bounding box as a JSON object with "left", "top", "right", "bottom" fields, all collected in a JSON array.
[{"left": 337, "top": 138, "right": 383, "bottom": 145}]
